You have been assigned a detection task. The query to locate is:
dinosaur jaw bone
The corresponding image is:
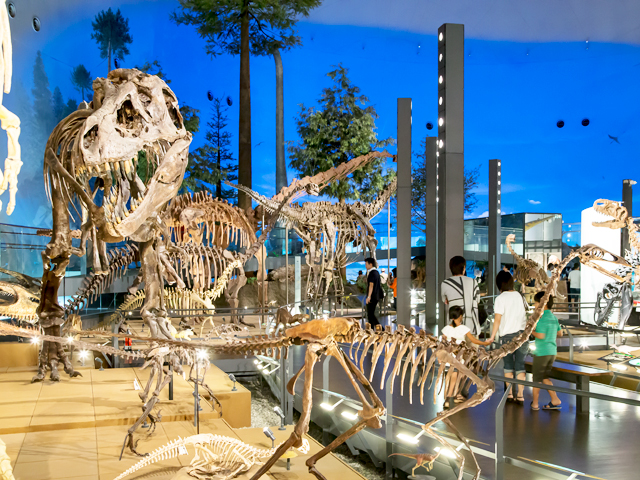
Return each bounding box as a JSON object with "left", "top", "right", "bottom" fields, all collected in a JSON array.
[
  {"left": 102, "top": 138, "right": 190, "bottom": 239},
  {"left": 592, "top": 199, "right": 628, "bottom": 229}
]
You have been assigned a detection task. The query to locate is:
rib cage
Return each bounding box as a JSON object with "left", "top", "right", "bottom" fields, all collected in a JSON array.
[
  {"left": 64, "top": 245, "right": 139, "bottom": 314},
  {"left": 165, "top": 191, "right": 256, "bottom": 248}
]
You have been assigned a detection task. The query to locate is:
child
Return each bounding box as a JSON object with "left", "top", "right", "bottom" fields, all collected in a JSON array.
[
  {"left": 441, "top": 306, "right": 491, "bottom": 407},
  {"left": 531, "top": 291, "right": 564, "bottom": 411}
]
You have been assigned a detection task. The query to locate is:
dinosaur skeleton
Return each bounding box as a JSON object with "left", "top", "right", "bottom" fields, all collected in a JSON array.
[
  {"left": 505, "top": 233, "right": 563, "bottom": 298},
  {"left": 113, "top": 433, "right": 310, "bottom": 480},
  {"left": 230, "top": 174, "right": 397, "bottom": 300},
  {"left": 0, "top": 236, "right": 628, "bottom": 479},
  {"left": 387, "top": 452, "right": 441, "bottom": 477},
  {"left": 591, "top": 199, "right": 640, "bottom": 328},
  {"left": 0, "top": 0, "right": 21, "bottom": 216},
  {"left": 34, "top": 68, "right": 192, "bottom": 383}
]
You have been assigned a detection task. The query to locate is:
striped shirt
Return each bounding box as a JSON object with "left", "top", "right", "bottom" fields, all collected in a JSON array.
[{"left": 441, "top": 276, "right": 480, "bottom": 334}]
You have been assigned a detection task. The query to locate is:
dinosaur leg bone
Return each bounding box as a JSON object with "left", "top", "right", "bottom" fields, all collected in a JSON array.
[{"left": 249, "top": 344, "right": 322, "bottom": 480}]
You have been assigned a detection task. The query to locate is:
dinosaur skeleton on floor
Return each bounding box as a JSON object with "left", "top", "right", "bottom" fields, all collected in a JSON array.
[
  {"left": 591, "top": 199, "right": 640, "bottom": 328},
  {"left": 230, "top": 163, "right": 396, "bottom": 301},
  {"left": 113, "top": 433, "right": 310, "bottom": 480}
]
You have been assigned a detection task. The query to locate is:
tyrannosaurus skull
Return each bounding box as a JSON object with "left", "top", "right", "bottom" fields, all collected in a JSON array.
[{"left": 72, "top": 69, "right": 192, "bottom": 242}]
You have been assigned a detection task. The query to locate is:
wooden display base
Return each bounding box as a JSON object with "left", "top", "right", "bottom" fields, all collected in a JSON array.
[
  {"left": 1, "top": 419, "right": 367, "bottom": 480},
  {"left": 0, "top": 362, "right": 250, "bottom": 435}
]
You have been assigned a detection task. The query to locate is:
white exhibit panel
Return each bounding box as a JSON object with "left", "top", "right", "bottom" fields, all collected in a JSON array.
[{"left": 580, "top": 207, "right": 621, "bottom": 325}]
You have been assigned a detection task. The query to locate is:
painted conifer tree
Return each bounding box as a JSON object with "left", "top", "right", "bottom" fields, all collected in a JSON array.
[
  {"left": 183, "top": 97, "right": 238, "bottom": 202},
  {"left": 91, "top": 8, "right": 133, "bottom": 74},
  {"left": 171, "top": 0, "right": 323, "bottom": 212}
]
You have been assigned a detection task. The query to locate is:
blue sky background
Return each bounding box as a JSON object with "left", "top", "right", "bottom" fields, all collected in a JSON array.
[{"left": 3, "top": 0, "right": 640, "bottom": 228}]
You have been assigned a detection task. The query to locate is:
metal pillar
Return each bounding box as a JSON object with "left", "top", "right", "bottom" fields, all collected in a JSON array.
[
  {"left": 622, "top": 179, "right": 635, "bottom": 254},
  {"left": 397, "top": 98, "right": 412, "bottom": 328},
  {"left": 385, "top": 374, "right": 394, "bottom": 480},
  {"left": 425, "top": 137, "right": 438, "bottom": 327},
  {"left": 294, "top": 256, "right": 301, "bottom": 307},
  {"left": 437, "top": 23, "right": 465, "bottom": 331},
  {"left": 488, "top": 159, "right": 502, "bottom": 300}
]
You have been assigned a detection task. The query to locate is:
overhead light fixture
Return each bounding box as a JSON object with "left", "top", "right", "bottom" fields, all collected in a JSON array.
[{"left": 557, "top": 120, "right": 565, "bottom": 128}]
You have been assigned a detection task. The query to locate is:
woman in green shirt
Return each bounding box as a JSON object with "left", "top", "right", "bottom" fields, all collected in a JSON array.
[{"left": 531, "top": 291, "right": 565, "bottom": 410}]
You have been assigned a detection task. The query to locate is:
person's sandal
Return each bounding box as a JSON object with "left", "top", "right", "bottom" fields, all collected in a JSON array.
[
  {"left": 530, "top": 402, "right": 539, "bottom": 411},
  {"left": 516, "top": 396, "right": 525, "bottom": 405},
  {"left": 542, "top": 402, "right": 561, "bottom": 410}
]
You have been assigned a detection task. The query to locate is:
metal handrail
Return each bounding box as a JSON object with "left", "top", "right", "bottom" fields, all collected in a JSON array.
[{"left": 490, "top": 373, "right": 640, "bottom": 480}]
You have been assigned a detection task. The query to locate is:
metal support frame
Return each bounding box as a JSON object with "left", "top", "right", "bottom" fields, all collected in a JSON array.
[
  {"left": 385, "top": 374, "right": 394, "bottom": 480},
  {"left": 488, "top": 159, "right": 502, "bottom": 300},
  {"left": 437, "top": 23, "right": 465, "bottom": 332},
  {"left": 397, "top": 98, "right": 412, "bottom": 328},
  {"left": 622, "top": 179, "right": 634, "bottom": 254},
  {"left": 425, "top": 137, "right": 438, "bottom": 327}
]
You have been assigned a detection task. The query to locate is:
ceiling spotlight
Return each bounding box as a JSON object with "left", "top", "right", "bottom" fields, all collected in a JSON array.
[
  {"left": 226, "top": 95, "right": 233, "bottom": 106},
  {"left": 557, "top": 120, "right": 565, "bottom": 128},
  {"left": 114, "top": 58, "right": 120, "bottom": 69},
  {"left": 426, "top": 122, "right": 433, "bottom": 130},
  {"left": 581, "top": 118, "right": 590, "bottom": 127},
  {"left": 32, "top": 16, "right": 40, "bottom": 32},
  {"left": 207, "top": 91, "right": 214, "bottom": 101},
  {"left": 7, "top": 2, "right": 16, "bottom": 18}
]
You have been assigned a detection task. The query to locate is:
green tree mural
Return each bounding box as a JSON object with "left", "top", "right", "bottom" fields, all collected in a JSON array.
[
  {"left": 70, "top": 64, "right": 92, "bottom": 101},
  {"left": 91, "top": 8, "right": 133, "bottom": 74},
  {"left": 171, "top": 0, "right": 323, "bottom": 212},
  {"left": 288, "top": 64, "right": 395, "bottom": 203}
]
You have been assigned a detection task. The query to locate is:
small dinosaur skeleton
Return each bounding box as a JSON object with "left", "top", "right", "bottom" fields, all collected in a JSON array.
[
  {"left": 113, "top": 433, "right": 310, "bottom": 480},
  {"left": 505, "top": 233, "right": 562, "bottom": 297},
  {"left": 591, "top": 199, "right": 640, "bottom": 328},
  {"left": 388, "top": 451, "right": 441, "bottom": 477},
  {"left": 230, "top": 166, "right": 396, "bottom": 301}
]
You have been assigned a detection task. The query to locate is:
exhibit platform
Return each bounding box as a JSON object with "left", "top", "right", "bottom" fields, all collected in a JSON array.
[
  {"left": 0, "top": 362, "right": 251, "bottom": 435},
  {"left": 1, "top": 418, "right": 367, "bottom": 480}
]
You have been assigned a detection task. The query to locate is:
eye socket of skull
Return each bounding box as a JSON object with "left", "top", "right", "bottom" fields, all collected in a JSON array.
[
  {"left": 117, "top": 98, "right": 143, "bottom": 135},
  {"left": 163, "top": 89, "right": 183, "bottom": 130},
  {"left": 83, "top": 125, "right": 99, "bottom": 151}
]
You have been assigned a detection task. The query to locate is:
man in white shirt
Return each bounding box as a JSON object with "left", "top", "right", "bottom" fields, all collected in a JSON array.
[
  {"left": 441, "top": 256, "right": 480, "bottom": 334},
  {"left": 568, "top": 263, "right": 581, "bottom": 313}
]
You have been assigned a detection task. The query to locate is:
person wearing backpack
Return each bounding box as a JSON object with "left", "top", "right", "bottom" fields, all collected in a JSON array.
[
  {"left": 488, "top": 270, "right": 529, "bottom": 404},
  {"left": 365, "top": 257, "right": 384, "bottom": 328}
]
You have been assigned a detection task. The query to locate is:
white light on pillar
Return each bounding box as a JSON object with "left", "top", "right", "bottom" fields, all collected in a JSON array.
[
  {"left": 439, "top": 118, "right": 444, "bottom": 126},
  {"left": 439, "top": 97, "right": 443, "bottom": 105},
  {"left": 439, "top": 75, "right": 443, "bottom": 84},
  {"left": 439, "top": 53, "right": 443, "bottom": 62},
  {"left": 439, "top": 32, "right": 443, "bottom": 41},
  {"left": 438, "top": 140, "right": 444, "bottom": 148}
]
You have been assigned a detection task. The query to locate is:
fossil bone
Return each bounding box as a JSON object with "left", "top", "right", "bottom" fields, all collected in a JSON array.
[{"left": 113, "top": 433, "right": 310, "bottom": 480}]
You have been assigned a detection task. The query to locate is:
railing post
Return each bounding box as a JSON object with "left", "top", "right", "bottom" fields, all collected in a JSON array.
[
  {"left": 322, "top": 357, "right": 331, "bottom": 444},
  {"left": 385, "top": 373, "right": 394, "bottom": 480},
  {"left": 495, "top": 383, "right": 511, "bottom": 480},
  {"left": 280, "top": 346, "right": 287, "bottom": 424}
]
